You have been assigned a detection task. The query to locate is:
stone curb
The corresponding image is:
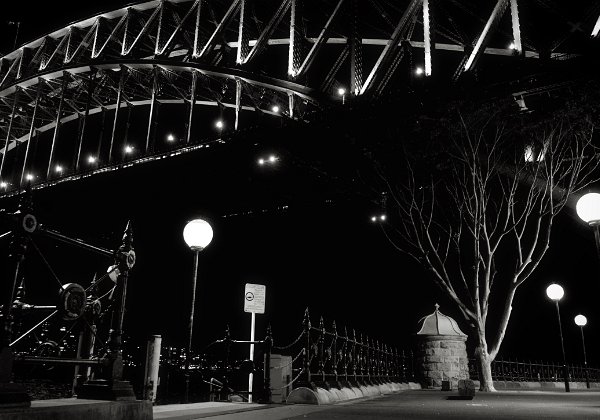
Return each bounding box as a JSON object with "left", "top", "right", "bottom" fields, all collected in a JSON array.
[
  {"left": 472, "top": 380, "right": 600, "bottom": 390},
  {"left": 286, "top": 382, "right": 422, "bottom": 405}
]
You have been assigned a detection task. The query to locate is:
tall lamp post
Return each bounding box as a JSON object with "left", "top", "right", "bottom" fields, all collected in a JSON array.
[
  {"left": 574, "top": 314, "right": 590, "bottom": 389},
  {"left": 576, "top": 192, "right": 600, "bottom": 261},
  {"left": 182, "top": 219, "right": 213, "bottom": 403},
  {"left": 546, "top": 283, "right": 570, "bottom": 392}
]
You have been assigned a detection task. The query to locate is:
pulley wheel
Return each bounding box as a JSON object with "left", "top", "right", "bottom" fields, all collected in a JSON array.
[{"left": 58, "top": 283, "right": 86, "bottom": 321}]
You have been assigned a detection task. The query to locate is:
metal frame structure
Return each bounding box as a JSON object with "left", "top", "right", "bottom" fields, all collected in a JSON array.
[
  {"left": 0, "top": 0, "right": 596, "bottom": 195},
  {"left": 0, "top": 191, "right": 138, "bottom": 403}
]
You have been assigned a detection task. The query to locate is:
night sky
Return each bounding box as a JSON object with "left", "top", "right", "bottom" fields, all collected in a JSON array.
[{"left": 1, "top": 0, "right": 600, "bottom": 371}]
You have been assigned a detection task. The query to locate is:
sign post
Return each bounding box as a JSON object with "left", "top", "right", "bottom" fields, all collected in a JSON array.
[{"left": 244, "top": 283, "right": 265, "bottom": 404}]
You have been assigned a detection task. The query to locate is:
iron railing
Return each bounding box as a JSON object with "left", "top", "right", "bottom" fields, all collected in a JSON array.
[
  {"left": 469, "top": 358, "right": 600, "bottom": 383},
  {"left": 272, "top": 308, "right": 415, "bottom": 390}
]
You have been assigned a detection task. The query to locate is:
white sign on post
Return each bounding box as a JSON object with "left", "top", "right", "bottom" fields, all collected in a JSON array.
[
  {"left": 244, "top": 283, "right": 266, "bottom": 403},
  {"left": 244, "top": 283, "right": 266, "bottom": 314}
]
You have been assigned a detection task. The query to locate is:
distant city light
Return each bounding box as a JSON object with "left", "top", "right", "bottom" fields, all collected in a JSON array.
[
  {"left": 272, "top": 105, "right": 280, "bottom": 113},
  {"left": 257, "top": 154, "right": 279, "bottom": 166},
  {"left": 167, "top": 134, "right": 176, "bottom": 142},
  {"left": 55, "top": 164, "right": 63, "bottom": 173},
  {"left": 371, "top": 214, "right": 387, "bottom": 223},
  {"left": 337, "top": 87, "right": 346, "bottom": 96},
  {"left": 124, "top": 145, "right": 134, "bottom": 154},
  {"left": 87, "top": 155, "right": 97, "bottom": 164},
  {"left": 415, "top": 67, "right": 424, "bottom": 76},
  {"left": 215, "top": 120, "right": 224, "bottom": 129}
]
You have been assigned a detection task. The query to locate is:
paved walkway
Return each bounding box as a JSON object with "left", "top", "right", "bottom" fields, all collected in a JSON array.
[{"left": 154, "top": 390, "right": 600, "bottom": 420}]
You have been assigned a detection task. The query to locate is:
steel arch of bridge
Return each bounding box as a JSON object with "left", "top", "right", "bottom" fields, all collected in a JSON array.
[{"left": 0, "top": 0, "right": 598, "bottom": 196}]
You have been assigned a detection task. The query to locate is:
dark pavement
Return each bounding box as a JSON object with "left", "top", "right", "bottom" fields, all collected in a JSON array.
[{"left": 155, "top": 390, "right": 600, "bottom": 420}]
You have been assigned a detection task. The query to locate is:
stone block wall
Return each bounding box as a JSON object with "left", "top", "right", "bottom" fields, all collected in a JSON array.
[{"left": 416, "top": 335, "right": 469, "bottom": 389}]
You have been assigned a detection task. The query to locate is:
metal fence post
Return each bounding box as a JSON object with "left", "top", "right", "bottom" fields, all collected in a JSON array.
[
  {"left": 332, "top": 321, "right": 338, "bottom": 385},
  {"left": 302, "top": 308, "right": 312, "bottom": 387},
  {"left": 263, "top": 324, "right": 272, "bottom": 403},
  {"left": 318, "top": 316, "right": 325, "bottom": 385},
  {"left": 343, "top": 326, "right": 349, "bottom": 384}
]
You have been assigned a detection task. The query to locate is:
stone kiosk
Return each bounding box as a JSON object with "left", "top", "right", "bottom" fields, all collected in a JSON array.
[{"left": 416, "top": 304, "right": 469, "bottom": 389}]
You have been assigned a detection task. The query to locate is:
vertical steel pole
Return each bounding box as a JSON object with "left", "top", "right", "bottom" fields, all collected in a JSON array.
[
  {"left": 248, "top": 312, "right": 255, "bottom": 403},
  {"left": 145, "top": 66, "right": 158, "bottom": 153},
  {"left": 509, "top": 0, "right": 522, "bottom": 54},
  {"left": 185, "top": 250, "right": 199, "bottom": 404},
  {"left": 143, "top": 335, "right": 162, "bottom": 402},
  {"left": 95, "top": 108, "right": 106, "bottom": 164},
  {"left": 288, "top": 93, "right": 294, "bottom": 119},
  {"left": 47, "top": 73, "right": 68, "bottom": 179},
  {"left": 20, "top": 81, "right": 43, "bottom": 187},
  {"left": 193, "top": 0, "right": 203, "bottom": 57},
  {"left": 237, "top": 0, "right": 248, "bottom": 64},
  {"left": 75, "top": 71, "right": 95, "bottom": 172},
  {"left": 579, "top": 326, "right": 590, "bottom": 389},
  {"left": 592, "top": 224, "right": 600, "bottom": 263},
  {"left": 108, "top": 67, "right": 126, "bottom": 164},
  {"left": 302, "top": 308, "right": 311, "bottom": 386},
  {"left": 423, "top": 0, "right": 432, "bottom": 76},
  {"left": 186, "top": 70, "right": 198, "bottom": 144},
  {"left": 349, "top": 0, "right": 362, "bottom": 95},
  {"left": 263, "top": 325, "right": 272, "bottom": 403},
  {"left": 234, "top": 78, "right": 242, "bottom": 131},
  {"left": 0, "top": 89, "right": 19, "bottom": 184},
  {"left": 554, "top": 301, "right": 570, "bottom": 392}
]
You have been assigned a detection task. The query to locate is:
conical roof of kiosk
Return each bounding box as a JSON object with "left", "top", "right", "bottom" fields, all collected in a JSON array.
[{"left": 416, "top": 304, "right": 467, "bottom": 337}]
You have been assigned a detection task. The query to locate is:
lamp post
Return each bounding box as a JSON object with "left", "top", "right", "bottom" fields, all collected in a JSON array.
[
  {"left": 182, "top": 219, "right": 213, "bottom": 403},
  {"left": 574, "top": 314, "right": 590, "bottom": 389},
  {"left": 576, "top": 192, "right": 600, "bottom": 262},
  {"left": 546, "top": 283, "right": 570, "bottom": 392}
]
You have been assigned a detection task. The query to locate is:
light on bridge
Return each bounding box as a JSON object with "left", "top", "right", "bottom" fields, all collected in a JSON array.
[
  {"left": 370, "top": 214, "right": 387, "bottom": 223},
  {"left": 272, "top": 105, "right": 280, "bottom": 113},
  {"left": 55, "top": 165, "right": 63, "bottom": 174},
  {"left": 25, "top": 173, "right": 34, "bottom": 181},
  {"left": 509, "top": 42, "right": 516, "bottom": 50},
  {"left": 415, "top": 67, "right": 424, "bottom": 76},
  {"left": 167, "top": 134, "right": 176, "bottom": 142},
  {"left": 87, "top": 155, "right": 97, "bottom": 164},
  {"left": 0, "top": 181, "right": 7, "bottom": 189},
  {"left": 257, "top": 154, "right": 279, "bottom": 166},
  {"left": 215, "top": 120, "right": 224, "bottom": 130},
  {"left": 124, "top": 145, "right": 134, "bottom": 154}
]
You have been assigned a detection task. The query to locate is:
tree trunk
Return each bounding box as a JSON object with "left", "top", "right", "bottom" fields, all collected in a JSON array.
[{"left": 475, "top": 345, "right": 496, "bottom": 392}]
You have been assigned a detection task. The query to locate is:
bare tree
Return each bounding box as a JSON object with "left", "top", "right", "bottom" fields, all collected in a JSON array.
[{"left": 377, "top": 108, "right": 599, "bottom": 391}]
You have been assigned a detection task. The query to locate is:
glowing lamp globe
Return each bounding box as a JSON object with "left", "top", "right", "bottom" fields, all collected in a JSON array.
[
  {"left": 576, "top": 193, "right": 600, "bottom": 225},
  {"left": 183, "top": 219, "right": 213, "bottom": 251},
  {"left": 546, "top": 284, "right": 564, "bottom": 301},
  {"left": 574, "top": 314, "right": 587, "bottom": 327}
]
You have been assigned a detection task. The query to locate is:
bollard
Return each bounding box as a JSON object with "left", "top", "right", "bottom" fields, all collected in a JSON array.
[{"left": 143, "top": 335, "right": 162, "bottom": 402}]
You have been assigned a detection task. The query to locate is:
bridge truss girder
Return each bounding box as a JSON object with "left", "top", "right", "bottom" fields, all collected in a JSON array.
[{"left": 0, "top": 0, "right": 595, "bottom": 196}]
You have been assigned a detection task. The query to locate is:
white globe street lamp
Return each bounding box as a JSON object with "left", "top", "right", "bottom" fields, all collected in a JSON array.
[
  {"left": 576, "top": 193, "right": 600, "bottom": 225},
  {"left": 545, "top": 283, "right": 569, "bottom": 392},
  {"left": 574, "top": 314, "right": 590, "bottom": 389},
  {"left": 182, "top": 218, "right": 213, "bottom": 403},
  {"left": 546, "top": 283, "right": 564, "bottom": 301},
  {"left": 576, "top": 192, "right": 600, "bottom": 263}
]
